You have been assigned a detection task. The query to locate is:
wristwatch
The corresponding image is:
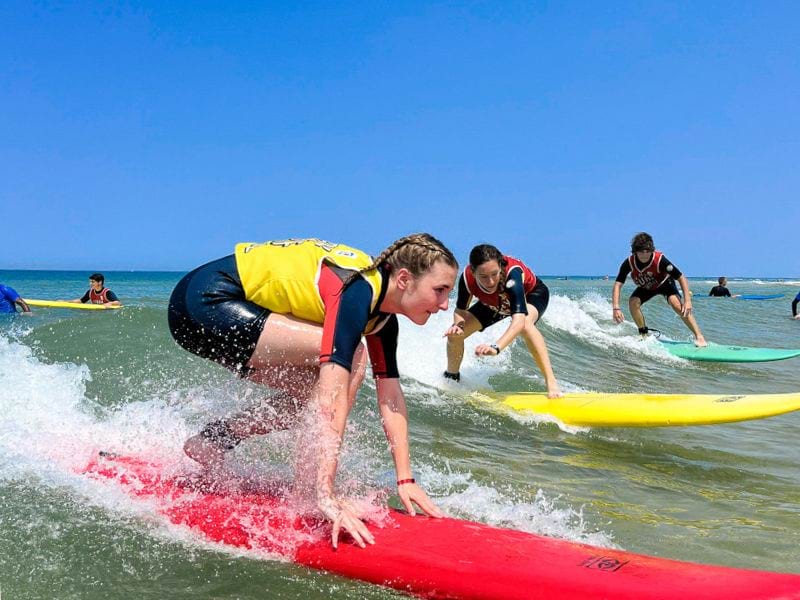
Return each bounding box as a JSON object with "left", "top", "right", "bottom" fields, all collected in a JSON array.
[{"left": 490, "top": 344, "right": 501, "bottom": 354}]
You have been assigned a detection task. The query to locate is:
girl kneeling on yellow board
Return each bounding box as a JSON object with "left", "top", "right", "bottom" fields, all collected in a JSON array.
[
  {"left": 443, "top": 244, "right": 562, "bottom": 398},
  {"left": 168, "top": 234, "right": 458, "bottom": 549}
]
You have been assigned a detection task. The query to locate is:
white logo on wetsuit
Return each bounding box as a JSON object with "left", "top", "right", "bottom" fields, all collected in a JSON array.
[
  {"left": 634, "top": 272, "right": 662, "bottom": 289},
  {"left": 489, "top": 287, "right": 513, "bottom": 316}
]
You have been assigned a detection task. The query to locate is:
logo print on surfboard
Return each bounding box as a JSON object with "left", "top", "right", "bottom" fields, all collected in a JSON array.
[
  {"left": 580, "top": 556, "right": 629, "bottom": 572},
  {"left": 715, "top": 395, "right": 745, "bottom": 403}
]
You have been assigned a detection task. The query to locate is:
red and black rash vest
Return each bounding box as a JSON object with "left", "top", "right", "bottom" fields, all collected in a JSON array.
[
  {"left": 459, "top": 256, "right": 536, "bottom": 316},
  {"left": 628, "top": 251, "right": 671, "bottom": 290},
  {"left": 89, "top": 287, "right": 112, "bottom": 304}
]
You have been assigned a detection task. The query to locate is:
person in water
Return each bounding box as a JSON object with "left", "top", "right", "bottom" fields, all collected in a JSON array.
[
  {"left": 168, "top": 234, "right": 458, "bottom": 549},
  {"left": 612, "top": 232, "right": 707, "bottom": 346},
  {"left": 0, "top": 284, "right": 31, "bottom": 314},
  {"left": 70, "top": 273, "right": 121, "bottom": 307},
  {"left": 792, "top": 291, "right": 800, "bottom": 320},
  {"left": 709, "top": 277, "right": 739, "bottom": 297},
  {"left": 443, "top": 244, "right": 562, "bottom": 398}
]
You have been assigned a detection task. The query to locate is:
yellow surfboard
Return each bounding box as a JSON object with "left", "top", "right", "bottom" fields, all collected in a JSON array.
[
  {"left": 23, "top": 299, "right": 122, "bottom": 310},
  {"left": 476, "top": 391, "right": 800, "bottom": 427}
]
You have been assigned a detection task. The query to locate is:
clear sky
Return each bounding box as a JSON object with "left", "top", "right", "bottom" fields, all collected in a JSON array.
[{"left": 2, "top": 2, "right": 798, "bottom": 276}]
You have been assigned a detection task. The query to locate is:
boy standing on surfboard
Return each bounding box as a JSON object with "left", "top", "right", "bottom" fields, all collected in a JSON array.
[{"left": 611, "top": 232, "right": 707, "bottom": 347}]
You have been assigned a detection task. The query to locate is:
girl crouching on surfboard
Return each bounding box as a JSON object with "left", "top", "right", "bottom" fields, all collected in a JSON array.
[
  {"left": 443, "top": 244, "right": 562, "bottom": 398},
  {"left": 168, "top": 235, "right": 457, "bottom": 549}
]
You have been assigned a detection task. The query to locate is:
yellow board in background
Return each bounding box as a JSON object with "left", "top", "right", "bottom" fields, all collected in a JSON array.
[
  {"left": 476, "top": 391, "right": 800, "bottom": 427},
  {"left": 23, "top": 299, "right": 122, "bottom": 310}
]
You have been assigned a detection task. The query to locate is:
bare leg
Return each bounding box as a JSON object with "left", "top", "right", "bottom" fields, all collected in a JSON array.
[
  {"left": 628, "top": 296, "right": 647, "bottom": 332},
  {"left": 519, "top": 306, "right": 562, "bottom": 398},
  {"left": 184, "top": 313, "right": 367, "bottom": 470},
  {"left": 445, "top": 313, "right": 482, "bottom": 374},
  {"left": 183, "top": 384, "right": 309, "bottom": 473},
  {"left": 666, "top": 295, "right": 707, "bottom": 346}
]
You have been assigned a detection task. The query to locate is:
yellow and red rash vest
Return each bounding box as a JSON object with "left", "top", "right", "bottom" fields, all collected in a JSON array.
[
  {"left": 89, "top": 287, "right": 111, "bottom": 304},
  {"left": 462, "top": 256, "right": 536, "bottom": 311},
  {"left": 628, "top": 251, "right": 670, "bottom": 290},
  {"left": 234, "top": 238, "right": 384, "bottom": 327}
]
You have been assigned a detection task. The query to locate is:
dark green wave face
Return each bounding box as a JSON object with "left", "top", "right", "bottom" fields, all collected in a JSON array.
[{"left": 1, "top": 272, "right": 799, "bottom": 599}]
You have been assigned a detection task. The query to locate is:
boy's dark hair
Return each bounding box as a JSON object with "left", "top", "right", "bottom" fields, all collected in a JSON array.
[
  {"left": 718, "top": 276, "right": 727, "bottom": 285},
  {"left": 89, "top": 273, "right": 105, "bottom": 285},
  {"left": 630, "top": 232, "right": 655, "bottom": 253},
  {"left": 469, "top": 244, "right": 507, "bottom": 269}
]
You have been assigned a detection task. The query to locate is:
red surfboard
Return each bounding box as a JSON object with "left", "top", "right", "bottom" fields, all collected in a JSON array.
[{"left": 82, "top": 453, "right": 800, "bottom": 600}]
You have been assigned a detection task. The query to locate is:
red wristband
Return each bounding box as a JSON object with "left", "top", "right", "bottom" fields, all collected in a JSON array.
[{"left": 397, "top": 478, "right": 416, "bottom": 486}]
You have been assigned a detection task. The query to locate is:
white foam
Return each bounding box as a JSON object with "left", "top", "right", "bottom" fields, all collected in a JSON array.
[
  {"left": 0, "top": 332, "right": 614, "bottom": 555},
  {"left": 417, "top": 464, "right": 616, "bottom": 548},
  {"left": 0, "top": 335, "right": 98, "bottom": 478},
  {"left": 395, "top": 305, "right": 591, "bottom": 392},
  {"left": 541, "top": 293, "right": 685, "bottom": 364},
  {"left": 751, "top": 279, "right": 800, "bottom": 286},
  {"left": 479, "top": 397, "right": 590, "bottom": 435},
  {"left": 395, "top": 309, "right": 512, "bottom": 390}
]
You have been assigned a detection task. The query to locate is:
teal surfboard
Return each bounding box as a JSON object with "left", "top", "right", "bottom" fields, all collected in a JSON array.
[{"left": 660, "top": 340, "right": 800, "bottom": 363}]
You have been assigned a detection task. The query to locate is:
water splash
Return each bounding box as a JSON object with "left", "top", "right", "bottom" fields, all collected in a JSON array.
[{"left": 542, "top": 293, "right": 685, "bottom": 364}]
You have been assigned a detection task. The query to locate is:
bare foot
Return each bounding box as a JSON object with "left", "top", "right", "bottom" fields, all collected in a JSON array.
[
  {"left": 184, "top": 433, "right": 227, "bottom": 473},
  {"left": 546, "top": 383, "right": 563, "bottom": 399},
  {"left": 694, "top": 337, "right": 708, "bottom": 348}
]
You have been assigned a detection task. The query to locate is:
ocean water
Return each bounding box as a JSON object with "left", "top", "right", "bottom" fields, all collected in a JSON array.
[{"left": 1, "top": 270, "right": 799, "bottom": 599}]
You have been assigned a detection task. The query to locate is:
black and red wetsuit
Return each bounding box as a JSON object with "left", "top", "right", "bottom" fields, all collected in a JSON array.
[
  {"left": 81, "top": 287, "right": 119, "bottom": 304},
  {"left": 168, "top": 255, "right": 399, "bottom": 378},
  {"left": 615, "top": 251, "right": 683, "bottom": 304},
  {"left": 457, "top": 256, "right": 549, "bottom": 330}
]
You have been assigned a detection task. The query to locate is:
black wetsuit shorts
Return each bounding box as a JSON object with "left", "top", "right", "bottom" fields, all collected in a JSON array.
[
  {"left": 630, "top": 279, "right": 680, "bottom": 305},
  {"left": 469, "top": 278, "right": 550, "bottom": 331},
  {"left": 168, "top": 255, "right": 270, "bottom": 376}
]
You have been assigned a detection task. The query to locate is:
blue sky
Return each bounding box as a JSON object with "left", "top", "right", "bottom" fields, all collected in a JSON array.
[{"left": 2, "top": 2, "right": 798, "bottom": 276}]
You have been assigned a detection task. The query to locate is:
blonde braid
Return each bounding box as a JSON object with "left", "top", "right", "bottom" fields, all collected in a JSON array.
[
  {"left": 345, "top": 233, "right": 457, "bottom": 286},
  {"left": 362, "top": 237, "right": 414, "bottom": 274}
]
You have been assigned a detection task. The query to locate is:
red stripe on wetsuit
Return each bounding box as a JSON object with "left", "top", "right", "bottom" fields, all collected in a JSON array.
[{"left": 318, "top": 263, "right": 399, "bottom": 378}]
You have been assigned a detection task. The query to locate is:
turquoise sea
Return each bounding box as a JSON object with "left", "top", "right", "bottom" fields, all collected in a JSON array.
[{"left": 1, "top": 270, "right": 799, "bottom": 599}]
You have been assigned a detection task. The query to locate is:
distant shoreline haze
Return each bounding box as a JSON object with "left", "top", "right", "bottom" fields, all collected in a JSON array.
[{"left": 2, "top": 269, "right": 799, "bottom": 281}]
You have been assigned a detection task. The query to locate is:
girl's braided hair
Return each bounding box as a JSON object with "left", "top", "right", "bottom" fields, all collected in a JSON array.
[{"left": 351, "top": 233, "right": 457, "bottom": 282}]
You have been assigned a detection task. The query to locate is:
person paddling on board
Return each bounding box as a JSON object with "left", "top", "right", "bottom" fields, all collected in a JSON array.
[
  {"left": 443, "top": 244, "right": 562, "bottom": 398},
  {"left": 612, "top": 232, "right": 707, "bottom": 347},
  {"left": 792, "top": 291, "right": 800, "bottom": 319},
  {"left": 168, "top": 235, "right": 457, "bottom": 549},
  {"left": 0, "top": 283, "right": 32, "bottom": 314},
  {"left": 70, "top": 273, "right": 121, "bottom": 307}
]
